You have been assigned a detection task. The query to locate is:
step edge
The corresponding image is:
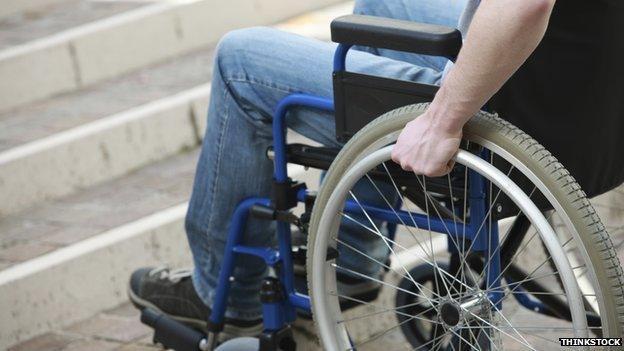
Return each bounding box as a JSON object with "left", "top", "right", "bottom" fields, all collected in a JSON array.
[
  {"left": 0, "top": 202, "right": 189, "bottom": 286},
  {"left": 0, "top": 83, "right": 210, "bottom": 165},
  {"left": 0, "top": 1, "right": 179, "bottom": 61}
]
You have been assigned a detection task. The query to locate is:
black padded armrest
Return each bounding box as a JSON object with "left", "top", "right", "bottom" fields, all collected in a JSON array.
[{"left": 331, "top": 15, "right": 462, "bottom": 60}]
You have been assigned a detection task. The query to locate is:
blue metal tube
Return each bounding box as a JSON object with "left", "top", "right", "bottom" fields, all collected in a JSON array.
[
  {"left": 298, "top": 189, "right": 468, "bottom": 237},
  {"left": 333, "top": 44, "right": 352, "bottom": 72},
  {"left": 231, "top": 246, "right": 280, "bottom": 265},
  {"left": 209, "top": 197, "right": 271, "bottom": 325},
  {"left": 289, "top": 292, "right": 311, "bottom": 311},
  {"left": 343, "top": 200, "right": 464, "bottom": 237},
  {"left": 506, "top": 281, "right": 548, "bottom": 314},
  {"left": 273, "top": 94, "right": 334, "bottom": 182},
  {"left": 485, "top": 219, "right": 503, "bottom": 307},
  {"left": 276, "top": 221, "right": 297, "bottom": 323},
  {"left": 468, "top": 168, "right": 488, "bottom": 251}
]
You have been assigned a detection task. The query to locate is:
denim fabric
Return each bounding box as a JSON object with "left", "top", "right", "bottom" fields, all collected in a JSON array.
[{"left": 186, "top": 0, "right": 466, "bottom": 320}]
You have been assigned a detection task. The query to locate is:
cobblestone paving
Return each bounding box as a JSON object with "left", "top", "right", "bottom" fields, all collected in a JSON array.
[{"left": 8, "top": 303, "right": 158, "bottom": 351}]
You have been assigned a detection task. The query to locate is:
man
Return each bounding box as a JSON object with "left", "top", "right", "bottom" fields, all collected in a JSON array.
[{"left": 128, "top": 0, "right": 624, "bottom": 336}]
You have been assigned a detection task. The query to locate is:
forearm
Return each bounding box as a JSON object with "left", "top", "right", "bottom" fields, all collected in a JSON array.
[{"left": 430, "top": 0, "right": 555, "bottom": 132}]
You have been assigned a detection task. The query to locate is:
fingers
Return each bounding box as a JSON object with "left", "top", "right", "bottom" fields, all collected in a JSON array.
[
  {"left": 392, "top": 156, "right": 454, "bottom": 177},
  {"left": 390, "top": 117, "right": 461, "bottom": 177}
]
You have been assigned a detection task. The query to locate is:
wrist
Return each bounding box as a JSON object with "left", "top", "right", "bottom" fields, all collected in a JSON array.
[{"left": 426, "top": 90, "right": 467, "bottom": 135}]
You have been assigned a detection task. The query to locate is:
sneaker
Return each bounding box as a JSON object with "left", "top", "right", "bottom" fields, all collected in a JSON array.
[
  {"left": 294, "top": 271, "right": 382, "bottom": 319},
  {"left": 128, "top": 266, "right": 263, "bottom": 336}
]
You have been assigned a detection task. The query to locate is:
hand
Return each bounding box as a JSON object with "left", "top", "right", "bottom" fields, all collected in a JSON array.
[{"left": 391, "top": 110, "right": 463, "bottom": 177}]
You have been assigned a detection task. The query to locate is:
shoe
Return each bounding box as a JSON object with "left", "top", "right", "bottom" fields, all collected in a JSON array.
[
  {"left": 128, "top": 266, "right": 263, "bottom": 337},
  {"left": 294, "top": 271, "right": 382, "bottom": 319}
]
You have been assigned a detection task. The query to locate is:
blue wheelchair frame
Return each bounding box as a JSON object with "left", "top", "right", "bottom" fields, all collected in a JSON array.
[{"left": 207, "top": 44, "right": 547, "bottom": 340}]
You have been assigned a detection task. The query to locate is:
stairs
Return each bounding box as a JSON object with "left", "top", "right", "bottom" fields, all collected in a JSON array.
[
  {"left": 3, "top": 1, "right": 623, "bottom": 349},
  {"left": 0, "top": 1, "right": 352, "bottom": 348}
]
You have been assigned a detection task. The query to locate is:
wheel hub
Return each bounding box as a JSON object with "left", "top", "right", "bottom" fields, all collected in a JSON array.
[{"left": 439, "top": 301, "right": 461, "bottom": 327}]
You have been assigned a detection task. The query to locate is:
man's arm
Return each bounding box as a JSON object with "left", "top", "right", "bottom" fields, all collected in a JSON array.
[{"left": 391, "top": 0, "right": 556, "bottom": 176}]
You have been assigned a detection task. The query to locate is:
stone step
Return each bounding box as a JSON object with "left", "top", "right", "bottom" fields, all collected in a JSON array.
[
  {"left": 0, "top": 0, "right": 148, "bottom": 50},
  {"left": 0, "top": 2, "right": 356, "bottom": 347},
  {"left": 0, "top": 0, "right": 342, "bottom": 112},
  {"left": 0, "top": 1, "right": 354, "bottom": 217},
  {"left": 0, "top": 0, "right": 68, "bottom": 19},
  {"left": 0, "top": 149, "right": 197, "bottom": 348},
  {"left": 0, "top": 45, "right": 213, "bottom": 216},
  {"left": 0, "top": 130, "right": 323, "bottom": 348}
]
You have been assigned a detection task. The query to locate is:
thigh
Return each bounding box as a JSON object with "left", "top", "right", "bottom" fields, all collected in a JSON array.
[
  {"left": 353, "top": 0, "right": 467, "bottom": 70},
  {"left": 217, "top": 27, "right": 443, "bottom": 147}
]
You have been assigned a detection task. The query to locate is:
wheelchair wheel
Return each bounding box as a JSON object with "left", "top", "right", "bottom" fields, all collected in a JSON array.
[{"left": 307, "top": 104, "right": 624, "bottom": 350}]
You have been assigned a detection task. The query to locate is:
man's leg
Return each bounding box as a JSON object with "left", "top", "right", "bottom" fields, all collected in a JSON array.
[
  {"left": 185, "top": 27, "right": 444, "bottom": 321},
  {"left": 129, "top": 0, "right": 465, "bottom": 328}
]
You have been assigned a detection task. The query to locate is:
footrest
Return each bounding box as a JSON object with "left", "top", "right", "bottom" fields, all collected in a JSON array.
[{"left": 141, "top": 308, "right": 208, "bottom": 351}]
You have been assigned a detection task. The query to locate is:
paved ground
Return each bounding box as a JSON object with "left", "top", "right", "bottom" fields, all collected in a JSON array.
[
  {"left": 10, "top": 183, "right": 623, "bottom": 350},
  {"left": 8, "top": 302, "right": 159, "bottom": 351}
]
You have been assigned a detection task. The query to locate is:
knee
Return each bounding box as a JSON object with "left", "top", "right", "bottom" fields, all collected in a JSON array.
[
  {"left": 215, "top": 27, "right": 278, "bottom": 77},
  {"left": 353, "top": 0, "right": 380, "bottom": 15}
]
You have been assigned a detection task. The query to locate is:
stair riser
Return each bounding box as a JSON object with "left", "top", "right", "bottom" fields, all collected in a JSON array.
[
  {"left": 0, "top": 204, "right": 191, "bottom": 349},
  {"left": 0, "top": 86, "right": 210, "bottom": 217},
  {"left": 0, "top": 0, "right": 341, "bottom": 112}
]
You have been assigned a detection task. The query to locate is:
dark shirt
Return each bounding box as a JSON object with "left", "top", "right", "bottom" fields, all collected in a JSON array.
[{"left": 489, "top": 0, "right": 624, "bottom": 197}]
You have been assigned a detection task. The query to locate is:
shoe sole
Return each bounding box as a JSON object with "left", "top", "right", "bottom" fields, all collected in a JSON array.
[{"left": 127, "top": 285, "right": 264, "bottom": 337}]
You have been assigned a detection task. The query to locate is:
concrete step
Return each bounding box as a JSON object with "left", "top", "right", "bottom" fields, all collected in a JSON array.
[
  {"left": 0, "top": 45, "right": 215, "bottom": 217},
  {"left": 0, "top": 149, "right": 198, "bottom": 348},
  {"left": 0, "top": 0, "right": 342, "bottom": 113},
  {"left": 0, "top": 0, "right": 148, "bottom": 50},
  {"left": 0, "top": 2, "right": 353, "bottom": 347},
  {"left": 0, "top": 1, "right": 355, "bottom": 217},
  {"left": 0, "top": 138, "right": 322, "bottom": 348},
  {"left": 0, "top": 0, "right": 68, "bottom": 19},
  {"left": 0, "top": 3, "right": 352, "bottom": 218}
]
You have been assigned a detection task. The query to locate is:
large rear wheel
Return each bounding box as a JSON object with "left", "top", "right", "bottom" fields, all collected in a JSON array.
[{"left": 307, "top": 104, "right": 624, "bottom": 350}]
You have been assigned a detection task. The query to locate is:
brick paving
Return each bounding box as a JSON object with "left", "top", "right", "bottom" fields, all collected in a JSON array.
[{"left": 8, "top": 303, "right": 157, "bottom": 351}]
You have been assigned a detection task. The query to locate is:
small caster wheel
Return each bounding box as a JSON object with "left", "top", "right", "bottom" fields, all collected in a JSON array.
[{"left": 215, "top": 337, "right": 259, "bottom": 351}]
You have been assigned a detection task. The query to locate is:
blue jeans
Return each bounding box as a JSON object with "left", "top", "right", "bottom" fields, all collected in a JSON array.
[{"left": 185, "top": 0, "right": 466, "bottom": 320}]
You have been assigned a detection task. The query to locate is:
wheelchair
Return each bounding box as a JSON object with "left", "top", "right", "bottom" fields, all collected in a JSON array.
[{"left": 140, "top": 14, "right": 624, "bottom": 350}]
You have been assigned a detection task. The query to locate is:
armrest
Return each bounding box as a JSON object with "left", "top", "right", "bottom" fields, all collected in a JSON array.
[{"left": 331, "top": 15, "right": 462, "bottom": 60}]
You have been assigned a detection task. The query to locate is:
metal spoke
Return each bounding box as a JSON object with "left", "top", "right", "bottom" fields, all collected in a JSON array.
[
  {"left": 451, "top": 164, "right": 516, "bottom": 288},
  {"left": 379, "top": 163, "right": 459, "bottom": 298},
  {"left": 338, "top": 301, "right": 438, "bottom": 325},
  {"left": 332, "top": 263, "right": 431, "bottom": 303},
  {"left": 333, "top": 236, "right": 444, "bottom": 302},
  {"left": 340, "top": 211, "right": 475, "bottom": 295},
  {"left": 347, "top": 190, "right": 438, "bottom": 306},
  {"left": 460, "top": 304, "right": 537, "bottom": 350}
]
